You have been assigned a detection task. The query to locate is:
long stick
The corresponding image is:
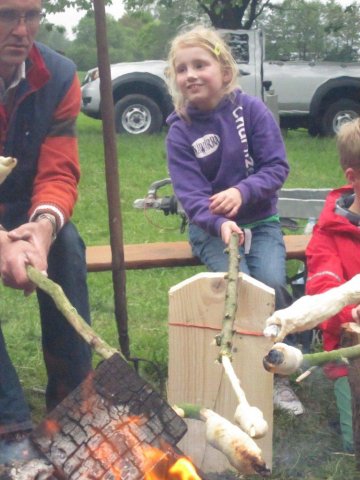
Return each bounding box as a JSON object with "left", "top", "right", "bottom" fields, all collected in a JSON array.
[
  {"left": 93, "top": 0, "right": 130, "bottom": 358},
  {"left": 26, "top": 265, "right": 119, "bottom": 360},
  {"left": 303, "top": 343, "right": 360, "bottom": 367},
  {"left": 217, "top": 232, "right": 240, "bottom": 359}
]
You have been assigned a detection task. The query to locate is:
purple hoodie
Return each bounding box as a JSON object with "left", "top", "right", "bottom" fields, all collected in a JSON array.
[{"left": 166, "top": 89, "right": 289, "bottom": 237}]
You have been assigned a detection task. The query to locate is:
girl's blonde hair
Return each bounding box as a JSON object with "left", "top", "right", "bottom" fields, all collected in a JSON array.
[
  {"left": 337, "top": 118, "right": 360, "bottom": 170},
  {"left": 166, "top": 25, "right": 239, "bottom": 116}
]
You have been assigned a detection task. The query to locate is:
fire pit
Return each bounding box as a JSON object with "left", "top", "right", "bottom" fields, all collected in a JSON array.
[
  {"left": 0, "top": 267, "right": 206, "bottom": 480},
  {"left": 28, "top": 354, "right": 197, "bottom": 479}
]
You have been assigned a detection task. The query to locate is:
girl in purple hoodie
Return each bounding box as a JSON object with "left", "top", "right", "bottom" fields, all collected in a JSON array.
[{"left": 166, "top": 25, "right": 304, "bottom": 416}]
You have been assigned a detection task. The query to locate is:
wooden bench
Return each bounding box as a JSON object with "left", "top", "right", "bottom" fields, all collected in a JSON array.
[
  {"left": 86, "top": 235, "right": 309, "bottom": 272},
  {"left": 86, "top": 188, "right": 331, "bottom": 273}
]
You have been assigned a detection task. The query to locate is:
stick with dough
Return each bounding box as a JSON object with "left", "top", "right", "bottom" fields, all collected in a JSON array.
[{"left": 263, "top": 274, "right": 360, "bottom": 342}]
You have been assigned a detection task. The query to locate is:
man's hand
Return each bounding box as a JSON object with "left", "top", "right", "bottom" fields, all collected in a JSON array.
[
  {"left": 220, "top": 221, "right": 244, "bottom": 246},
  {"left": 0, "top": 221, "right": 53, "bottom": 295},
  {"left": 209, "top": 187, "right": 242, "bottom": 218}
]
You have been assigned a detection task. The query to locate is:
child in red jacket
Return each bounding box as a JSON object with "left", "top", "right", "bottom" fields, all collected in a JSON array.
[{"left": 306, "top": 118, "right": 360, "bottom": 453}]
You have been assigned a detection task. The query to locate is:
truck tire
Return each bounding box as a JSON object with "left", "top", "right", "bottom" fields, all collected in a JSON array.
[
  {"left": 114, "top": 94, "right": 163, "bottom": 135},
  {"left": 320, "top": 99, "right": 360, "bottom": 136}
]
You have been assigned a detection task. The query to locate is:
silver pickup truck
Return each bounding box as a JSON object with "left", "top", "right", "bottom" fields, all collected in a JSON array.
[{"left": 81, "top": 29, "right": 360, "bottom": 137}]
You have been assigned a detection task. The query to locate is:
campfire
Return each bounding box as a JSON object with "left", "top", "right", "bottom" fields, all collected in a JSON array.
[
  {"left": 1, "top": 354, "right": 203, "bottom": 480},
  {"left": 33, "top": 354, "right": 202, "bottom": 480}
]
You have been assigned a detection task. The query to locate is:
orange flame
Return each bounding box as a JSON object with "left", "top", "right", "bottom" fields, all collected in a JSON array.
[
  {"left": 43, "top": 419, "right": 61, "bottom": 435},
  {"left": 144, "top": 446, "right": 201, "bottom": 480},
  {"left": 168, "top": 457, "right": 202, "bottom": 480},
  {"left": 63, "top": 413, "right": 200, "bottom": 480}
]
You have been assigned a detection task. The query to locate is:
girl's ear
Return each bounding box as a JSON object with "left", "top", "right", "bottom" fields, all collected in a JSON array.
[{"left": 223, "top": 67, "right": 233, "bottom": 86}]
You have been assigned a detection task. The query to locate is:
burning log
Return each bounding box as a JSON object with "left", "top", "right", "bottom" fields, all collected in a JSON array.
[{"left": 173, "top": 405, "right": 271, "bottom": 477}]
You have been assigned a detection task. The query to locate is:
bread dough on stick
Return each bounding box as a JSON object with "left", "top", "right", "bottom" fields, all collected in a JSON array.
[{"left": 264, "top": 274, "right": 360, "bottom": 342}]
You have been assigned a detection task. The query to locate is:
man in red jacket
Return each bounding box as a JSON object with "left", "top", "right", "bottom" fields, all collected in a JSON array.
[
  {"left": 0, "top": 0, "right": 92, "bottom": 465},
  {"left": 306, "top": 118, "right": 360, "bottom": 453}
]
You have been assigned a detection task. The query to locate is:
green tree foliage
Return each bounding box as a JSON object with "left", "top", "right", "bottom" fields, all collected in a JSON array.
[
  {"left": 63, "top": 10, "right": 186, "bottom": 70},
  {"left": 42, "top": 0, "right": 102, "bottom": 14},
  {"left": 40, "top": 0, "right": 360, "bottom": 67},
  {"left": 322, "top": 0, "right": 360, "bottom": 61},
  {"left": 259, "top": 0, "right": 360, "bottom": 61},
  {"left": 37, "top": 24, "right": 71, "bottom": 54},
  {"left": 65, "top": 14, "right": 132, "bottom": 70},
  {"left": 259, "top": 0, "right": 323, "bottom": 60},
  {"left": 123, "top": 0, "right": 273, "bottom": 29}
]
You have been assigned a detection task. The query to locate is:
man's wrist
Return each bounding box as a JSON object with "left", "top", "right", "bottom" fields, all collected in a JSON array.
[{"left": 34, "top": 213, "right": 57, "bottom": 243}]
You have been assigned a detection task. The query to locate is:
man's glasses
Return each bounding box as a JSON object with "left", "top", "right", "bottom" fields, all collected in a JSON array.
[{"left": 0, "top": 10, "right": 45, "bottom": 29}]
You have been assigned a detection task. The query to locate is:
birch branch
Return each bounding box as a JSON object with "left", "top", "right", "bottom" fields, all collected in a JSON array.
[
  {"left": 213, "top": 234, "right": 268, "bottom": 439},
  {"left": 217, "top": 232, "right": 240, "bottom": 359},
  {"left": 26, "top": 265, "right": 119, "bottom": 360}
]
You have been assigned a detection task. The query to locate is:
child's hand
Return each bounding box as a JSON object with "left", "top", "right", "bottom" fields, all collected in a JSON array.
[
  {"left": 209, "top": 187, "right": 242, "bottom": 218},
  {"left": 220, "top": 221, "right": 245, "bottom": 245}
]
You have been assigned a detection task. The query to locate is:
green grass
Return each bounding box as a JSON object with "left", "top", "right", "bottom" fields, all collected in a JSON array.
[{"left": 2, "top": 116, "right": 357, "bottom": 478}]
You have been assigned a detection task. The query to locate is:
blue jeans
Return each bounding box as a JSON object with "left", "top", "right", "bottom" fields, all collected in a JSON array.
[
  {"left": 0, "top": 222, "right": 92, "bottom": 434},
  {"left": 189, "top": 221, "right": 292, "bottom": 310}
]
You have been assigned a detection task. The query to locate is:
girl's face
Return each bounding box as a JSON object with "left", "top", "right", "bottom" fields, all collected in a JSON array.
[{"left": 174, "top": 45, "right": 231, "bottom": 111}]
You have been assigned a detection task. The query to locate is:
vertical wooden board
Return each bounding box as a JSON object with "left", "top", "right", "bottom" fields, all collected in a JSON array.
[{"left": 167, "top": 272, "right": 275, "bottom": 474}]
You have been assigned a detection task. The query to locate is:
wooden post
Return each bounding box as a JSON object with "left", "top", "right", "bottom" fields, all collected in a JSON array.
[
  {"left": 93, "top": 0, "right": 130, "bottom": 358},
  {"left": 167, "top": 272, "right": 275, "bottom": 474}
]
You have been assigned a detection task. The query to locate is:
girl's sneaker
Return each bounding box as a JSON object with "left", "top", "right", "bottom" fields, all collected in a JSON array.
[{"left": 273, "top": 375, "right": 304, "bottom": 416}]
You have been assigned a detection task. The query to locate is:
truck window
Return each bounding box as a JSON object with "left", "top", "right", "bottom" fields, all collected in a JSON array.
[{"left": 222, "top": 33, "right": 249, "bottom": 64}]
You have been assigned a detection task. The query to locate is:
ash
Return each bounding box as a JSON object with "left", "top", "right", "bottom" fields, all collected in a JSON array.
[{"left": 0, "top": 459, "right": 56, "bottom": 480}]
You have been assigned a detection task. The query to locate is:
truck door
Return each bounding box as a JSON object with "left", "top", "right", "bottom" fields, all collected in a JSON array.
[{"left": 218, "top": 29, "right": 264, "bottom": 100}]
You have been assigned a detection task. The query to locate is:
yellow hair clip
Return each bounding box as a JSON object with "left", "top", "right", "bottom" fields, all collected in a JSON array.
[{"left": 213, "top": 43, "right": 221, "bottom": 57}]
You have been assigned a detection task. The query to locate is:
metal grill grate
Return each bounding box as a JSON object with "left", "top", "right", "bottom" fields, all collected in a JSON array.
[{"left": 32, "top": 354, "right": 188, "bottom": 479}]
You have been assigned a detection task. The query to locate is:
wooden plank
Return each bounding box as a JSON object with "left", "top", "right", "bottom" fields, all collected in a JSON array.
[
  {"left": 278, "top": 188, "right": 331, "bottom": 219},
  {"left": 279, "top": 188, "right": 331, "bottom": 200},
  {"left": 278, "top": 198, "right": 327, "bottom": 220},
  {"left": 86, "top": 242, "right": 202, "bottom": 272},
  {"left": 86, "top": 236, "right": 309, "bottom": 272},
  {"left": 167, "top": 272, "right": 274, "bottom": 474},
  {"left": 283, "top": 234, "right": 309, "bottom": 260}
]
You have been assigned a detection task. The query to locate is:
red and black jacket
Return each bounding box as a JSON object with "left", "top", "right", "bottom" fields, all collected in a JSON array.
[{"left": 0, "top": 41, "right": 81, "bottom": 233}]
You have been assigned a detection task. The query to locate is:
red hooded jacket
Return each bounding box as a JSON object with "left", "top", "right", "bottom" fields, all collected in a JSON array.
[{"left": 306, "top": 185, "right": 360, "bottom": 378}]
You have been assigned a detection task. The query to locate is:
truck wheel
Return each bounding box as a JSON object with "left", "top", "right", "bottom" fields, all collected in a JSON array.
[
  {"left": 114, "top": 94, "right": 163, "bottom": 134},
  {"left": 320, "top": 99, "right": 360, "bottom": 136}
]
